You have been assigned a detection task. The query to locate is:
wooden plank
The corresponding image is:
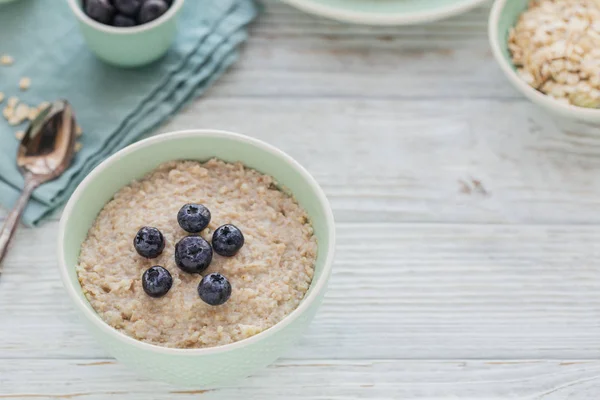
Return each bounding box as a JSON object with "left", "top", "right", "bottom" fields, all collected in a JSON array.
[
  {"left": 161, "top": 98, "right": 600, "bottom": 224},
  {"left": 212, "top": 1, "right": 519, "bottom": 100},
  {"left": 2, "top": 359, "right": 600, "bottom": 399},
  {"left": 5, "top": 96, "right": 600, "bottom": 226},
  {"left": 2, "top": 222, "right": 600, "bottom": 360}
]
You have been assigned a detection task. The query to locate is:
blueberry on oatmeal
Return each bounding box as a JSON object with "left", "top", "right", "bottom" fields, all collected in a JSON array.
[
  {"left": 212, "top": 224, "right": 244, "bottom": 257},
  {"left": 177, "top": 203, "right": 211, "bottom": 233},
  {"left": 142, "top": 266, "right": 173, "bottom": 298},
  {"left": 175, "top": 236, "right": 213, "bottom": 274},
  {"left": 133, "top": 226, "right": 165, "bottom": 259},
  {"left": 198, "top": 273, "right": 232, "bottom": 306}
]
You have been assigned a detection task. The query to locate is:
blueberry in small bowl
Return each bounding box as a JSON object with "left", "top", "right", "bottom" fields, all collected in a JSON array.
[
  {"left": 84, "top": 0, "right": 172, "bottom": 28},
  {"left": 68, "top": 0, "right": 184, "bottom": 67},
  {"left": 113, "top": 0, "right": 143, "bottom": 18}
]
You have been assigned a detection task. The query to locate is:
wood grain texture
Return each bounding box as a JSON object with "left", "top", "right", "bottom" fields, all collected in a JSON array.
[
  {"left": 2, "top": 223, "right": 600, "bottom": 361},
  {"left": 2, "top": 0, "right": 600, "bottom": 398},
  {"left": 157, "top": 98, "right": 600, "bottom": 224},
  {"left": 2, "top": 359, "right": 600, "bottom": 399},
  {"left": 5, "top": 97, "right": 600, "bottom": 224},
  {"left": 217, "top": 0, "right": 515, "bottom": 100}
]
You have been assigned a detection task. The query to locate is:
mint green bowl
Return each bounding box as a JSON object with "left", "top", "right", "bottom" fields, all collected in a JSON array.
[
  {"left": 489, "top": 0, "right": 600, "bottom": 123},
  {"left": 281, "top": 0, "right": 488, "bottom": 26},
  {"left": 57, "top": 130, "right": 336, "bottom": 387},
  {"left": 67, "top": 0, "right": 184, "bottom": 67}
]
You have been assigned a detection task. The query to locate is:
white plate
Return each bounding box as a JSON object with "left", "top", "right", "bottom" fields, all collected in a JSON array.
[{"left": 281, "top": 0, "right": 489, "bottom": 26}]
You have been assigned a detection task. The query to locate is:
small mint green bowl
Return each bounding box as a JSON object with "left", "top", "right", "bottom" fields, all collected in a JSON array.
[
  {"left": 57, "top": 130, "right": 336, "bottom": 387},
  {"left": 489, "top": 0, "right": 600, "bottom": 123},
  {"left": 67, "top": 0, "right": 184, "bottom": 67}
]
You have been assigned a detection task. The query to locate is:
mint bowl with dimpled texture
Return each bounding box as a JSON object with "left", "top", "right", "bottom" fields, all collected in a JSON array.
[
  {"left": 57, "top": 129, "right": 336, "bottom": 387},
  {"left": 67, "top": 0, "right": 184, "bottom": 67}
]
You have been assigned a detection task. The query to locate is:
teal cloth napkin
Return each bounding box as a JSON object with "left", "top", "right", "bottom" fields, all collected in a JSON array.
[{"left": 0, "top": 0, "right": 258, "bottom": 226}]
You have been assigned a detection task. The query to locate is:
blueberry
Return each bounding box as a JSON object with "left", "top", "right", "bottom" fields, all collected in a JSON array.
[
  {"left": 175, "top": 236, "right": 213, "bottom": 274},
  {"left": 137, "top": 0, "right": 169, "bottom": 24},
  {"left": 142, "top": 266, "right": 172, "bottom": 298},
  {"left": 113, "top": 0, "right": 142, "bottom": 16},
  {"left": 212, "top": 224, "right": 244, "bottom": 257},
  {"left": 177, "top": 203, "right": 211, "bottom": 233},
  {"left": 133, "top": 226, "right": 165, "bottom": 259},
  {"left": 198, "top": 273, "right": 232, "bottom": 306},
  {"left": 113, "top": 14, "right": 136, "bottom": 27},
  {"left": 85, "top": 0, "right": 115, "bottom": 25}
]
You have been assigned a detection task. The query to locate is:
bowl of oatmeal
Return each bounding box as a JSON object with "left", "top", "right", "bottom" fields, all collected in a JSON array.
[
  {"left": 489, "top": 0, "right": 600, "bottom": 123},
  {"left": 57, "top": 129, "right": 335, "bottom": 387}
]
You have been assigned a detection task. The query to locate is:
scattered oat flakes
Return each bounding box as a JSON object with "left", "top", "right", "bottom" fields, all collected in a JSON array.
[
  {"left": 2, "top": 106, "right": 13, "bottom": 120},
  {"left": 76, "top": 125, "right": 83, "bottom": 137},
  {"left": 6, "top": 103, "right": 30, "bottom": 125},
  {"left": 0, "top": 93, "right": 4, "bottom": 104},
  {"left": 7, "top": 97, "right": 18, "bottom": 108},
  {"left": 74, "top": 142, "right": 83, "bottom": 152},
  {"left": 27, "top": 108, "right": 39, "bottom": 121},
  {"left": 19, "top": 77, "right": 31, "bottom": 91},
  {"left": 0, "top": 55, "right": 13, "bottom": 66},
  {"left": 14, "top": 103, "right": 29, "bottom": 119},
  {"left": 15, "top": 130, "right": 25, "bottom": 141},
  {"left": 509, "top": 0, "right": 600, "bottom": 108}
]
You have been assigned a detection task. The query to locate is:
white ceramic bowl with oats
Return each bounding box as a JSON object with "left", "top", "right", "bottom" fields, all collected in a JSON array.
[
  {"left": 58, "top": 129, "right": 335, "bottom": 387},
  {"left": 489, "top": 0, "right": 600, "bottom": 124}
]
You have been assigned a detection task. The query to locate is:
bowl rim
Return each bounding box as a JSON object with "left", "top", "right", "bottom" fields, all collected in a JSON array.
[
  {"left": 67, "top": 0, "right": 185, "bottom": 35},
  {"left": 488, "top": 0, "right": 600, "bottom": 121},
  {"left": 281, "top": 0, "right": 488, "bottom": 26},
  {"left": 57, "top": 129, "right": 336, "bottom": 356}
]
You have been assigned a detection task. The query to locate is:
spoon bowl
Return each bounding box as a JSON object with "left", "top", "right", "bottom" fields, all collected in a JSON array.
[
  {"left": 0, "top": 100, "right": 77, "bottom": 266},
  {"left": 18, "top": 100, "right": 76, "bottom": 179}
]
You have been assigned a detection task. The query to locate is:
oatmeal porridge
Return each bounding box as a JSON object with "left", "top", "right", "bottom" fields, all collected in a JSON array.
[{"left": 77, "top": 159, "right": 317, "bottom": 349}]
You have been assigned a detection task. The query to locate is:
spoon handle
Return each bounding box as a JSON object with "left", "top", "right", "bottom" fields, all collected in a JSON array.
[{"left": 0, "top": 178, "right": 40, "bottom": 266}]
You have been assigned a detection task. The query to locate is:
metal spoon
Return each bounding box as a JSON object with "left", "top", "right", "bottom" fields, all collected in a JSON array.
[{"left": 0, "top": 100, "right": 77, "bottom": 265}]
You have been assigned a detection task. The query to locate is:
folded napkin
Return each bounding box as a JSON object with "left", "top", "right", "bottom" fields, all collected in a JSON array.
[{"left": 0, "top": 0, "right": 258, "bottom": 226}]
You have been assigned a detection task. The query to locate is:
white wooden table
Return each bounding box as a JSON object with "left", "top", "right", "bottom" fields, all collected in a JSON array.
[{"left": 3, "top": 1, "right": 600, "bottom": 398}]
